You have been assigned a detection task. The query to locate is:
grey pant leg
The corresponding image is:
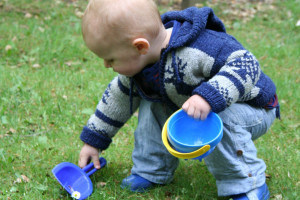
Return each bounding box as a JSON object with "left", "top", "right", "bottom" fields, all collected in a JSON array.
[
  {"left": 131, "top": 100, "right": 179, "bottom": 184},
  {"left": 204, "top": 103, "right": 276, "bottom": 196}
]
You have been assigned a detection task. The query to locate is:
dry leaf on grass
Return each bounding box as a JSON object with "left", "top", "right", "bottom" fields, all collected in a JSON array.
[
  {"left": 96, "top": 182, "right": 107, "bottom": 188},
  {"left": 14, "top": 178, "right": 22, "bottom": 184},
  {"left": 38, "top": 27, "right": 45, "bottom": 32},
  {"left": 274, "top": 194, "right": 283, "bottom": 200},
  {"left": 21, "top": 175, "right": 30, "bottom": 182},
  {"left": 13, "top": 175, "right": 30, "bottom": 184},
  {"left": 5, "top": 45, "right": 12, "bottom": 51},
  {"left": 75, "top": 9, "right": 84, "bottom": 18},
  {"left": 32, "top": 63, "right": 41, "bottom": 68},
  {"left": 24, "top": 13, "right": 32, "bottom": 18},
  {"left": 8, "top": 128, "right": 17, "bottom": 134},
  {"left": 0, "top": 134, "right": 10, "bottom": 138},
  {"left": 265, "top": 173, "right": 272, "bottom": 179}
]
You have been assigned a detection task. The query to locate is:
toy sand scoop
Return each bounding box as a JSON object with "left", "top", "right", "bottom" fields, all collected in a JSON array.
[{"left": 52, "top": 157, "right": 106, "bottom": 200}]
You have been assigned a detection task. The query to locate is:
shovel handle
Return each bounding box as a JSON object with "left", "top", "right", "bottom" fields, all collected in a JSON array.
[{"left": 83, "top": 157, "right": 107, "bottom": 176}]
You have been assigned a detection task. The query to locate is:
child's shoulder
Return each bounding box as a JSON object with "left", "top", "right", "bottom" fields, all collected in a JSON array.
[
  {"left": 195, "top": 29, "right": 240, "bottom": 46},
  {"left": 180, "top": 30, "right": 242, "bottom": 59}
]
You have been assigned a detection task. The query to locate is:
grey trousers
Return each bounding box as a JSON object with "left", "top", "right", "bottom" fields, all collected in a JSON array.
[{"left": 130, "top": 99, "right": 276, "bottom": 196}]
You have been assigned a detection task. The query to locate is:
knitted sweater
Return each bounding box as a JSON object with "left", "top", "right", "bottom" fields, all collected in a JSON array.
[{"left": 80, "top": 7, "right": 277, "bottom": 150}]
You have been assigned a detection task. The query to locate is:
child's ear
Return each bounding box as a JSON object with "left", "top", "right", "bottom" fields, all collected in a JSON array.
[{"left": 132, "top": 38, "right": 150, "bottom": 55}]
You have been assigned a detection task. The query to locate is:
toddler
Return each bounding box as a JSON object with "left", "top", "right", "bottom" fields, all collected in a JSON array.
[{"left": 78, "top": 0, "right": 279, "bottom": 199}]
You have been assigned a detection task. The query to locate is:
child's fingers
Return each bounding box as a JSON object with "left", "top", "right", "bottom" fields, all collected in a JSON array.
[
  {"left": 200, "top": 111, "right": 208, "bottom": 120},
  {"left": 182, "top": 101, "right": 189, "bottom": 111},
  {"left": 183, "top": 102, "right": 199, "bottom": 119},
  {"left": 194, "top": 109, "right": 201, "bottom": 119},
  {"left": 78, "top": 155, "right": 89, "bottom": 168},
  {"left": 186, "top": 106, "right": 195, "bottom": 117},
  {"left": 92, "top": 155, "right": 101, "bottom": 169}
]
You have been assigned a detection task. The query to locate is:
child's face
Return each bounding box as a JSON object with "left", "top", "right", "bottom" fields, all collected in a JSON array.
[{"left": 92, "top": 37, "right": 146, "bottom": 77}]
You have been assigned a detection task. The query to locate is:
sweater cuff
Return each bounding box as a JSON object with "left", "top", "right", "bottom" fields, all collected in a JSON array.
[
  {"left": 192, "top": 82, "right": 227, "bottom": 113},
  {"left": 80, "top": 126, "right": 112, "bottom": 150}
]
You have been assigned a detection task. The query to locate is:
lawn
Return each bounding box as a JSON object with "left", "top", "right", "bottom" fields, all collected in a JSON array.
[{"left": 0, "top": 0, "right": 299, "bottom": 199}]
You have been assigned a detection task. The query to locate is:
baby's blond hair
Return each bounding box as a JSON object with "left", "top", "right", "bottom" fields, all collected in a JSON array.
[{"left": 82, "top": 0, "right": 162, "bottom": 47}]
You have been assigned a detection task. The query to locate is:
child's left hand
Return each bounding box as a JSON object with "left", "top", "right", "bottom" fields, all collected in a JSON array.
[
  {"left": 79, "top": 143, "right": 101, "bottom": 169},
  {"left": 182, "top": 94, "right": 211, "bottom": 120}
]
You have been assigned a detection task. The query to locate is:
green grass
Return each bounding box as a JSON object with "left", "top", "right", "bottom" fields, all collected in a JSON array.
[{"left": 0, "top": 0, "right": 299, "bottom": 199}]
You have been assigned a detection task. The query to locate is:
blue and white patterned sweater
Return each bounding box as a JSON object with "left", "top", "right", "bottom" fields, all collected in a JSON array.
[{"left": 80, "top": 7, "right": 277, "bottom": 150}]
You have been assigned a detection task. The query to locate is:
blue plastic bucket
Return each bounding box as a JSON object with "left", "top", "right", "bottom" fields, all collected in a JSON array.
[
  {"left": 166, "top": 110, "right": 223, "bottom": 160},
  {"left": 52, "top": 157, "right": 106, "bottom": 200}
]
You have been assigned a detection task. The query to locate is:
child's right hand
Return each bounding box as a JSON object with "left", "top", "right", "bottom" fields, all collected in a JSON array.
[
  {"left": 182, "top": 94, "right": 211, "bottom": 120},
  {"left": 79, "top": 143, "right": 101, "bottom": 169}
]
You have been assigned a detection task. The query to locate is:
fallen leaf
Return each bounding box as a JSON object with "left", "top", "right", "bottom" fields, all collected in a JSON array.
[
  {"left": 274, "top": 194, "right": 283, "bottom": 200},
  {"left": 5, "top": 45, "right": 12, "bottom": 51},
  {"left": 265, "top": 173, "right": 272, "bottom": 179},
  {"left": 44, "top": 16, "right": 51, "bottom": 20},
  {"left": 14, "top": 178, "right": 22, "bottom": 184},
  {"left": 195, "top": 3, "right": 203, "bottom": 8},
  {"left": 38, "top": 136, "right": 48, "bottom": 144},
  {"left": 25, "top": 13, "right": 32, "bottom": 18},
  {"left": 96, "top": 182, "right": 107, "bottom": 188},
  {"left": 259, "top": 55, "right": 267, "bottom": 60},
  {"left": 51, "top": 88, "right": 56, "bottom": 97},
  {"left": 81, "top": 108, "right": 94, "bottom": 115},
  {"left": 8, "top": 128, "right": 16, "bottom": 134},
  {"left": 288, "top": 123, "right": 300, "bottom": 129},
  {"left": 122, "top": 169, "right": 129, "bottom": 174},
  {"left": 296, "top": 20, "right": 300, "bottom": 27},
  {"left": 10, "top": 186, "right": 18, "bottom": 193},
  {"left": 65, "top": 61, "right": 81, "bottom": 66},
  {"left": 38, "top": 27, "right": 45, "bottom": 32},
  {"left": 280, "top": 99, "right": 286, "bottom": 104},
  {"left": 0, "top": 134, "right": 10, "bottom": 138},
  {"left": 32, "top": 63, "right": 41, "bottom": 68},
  {"left": 21, "top": 175, "right": 30, "bottom": 182},
  {"left": 65, "top": 61, "right": 72, "bottom": 66},
  {"left": 75, "top": 9, "right": 84, "bottom": 18},
  {"left": 35, "top": 184, "right": 48, "bottom": 191},
  {"left": 55, "top": 0, "right": 62, "bottom": 5},
  {"left": 1, "top": 116, "right": 8, "bottom": 124}
]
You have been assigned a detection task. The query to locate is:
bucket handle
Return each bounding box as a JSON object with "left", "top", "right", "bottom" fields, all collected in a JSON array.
[
  {"left": 162, "top": 117, "right": 211, "bottom": 159},
  {"left": 83, "top": 157, "right": 107, "bottom": 176}
]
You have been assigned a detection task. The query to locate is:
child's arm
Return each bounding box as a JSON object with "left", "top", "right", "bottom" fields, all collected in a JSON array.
[
  {"left": 79, "top": 143, "right": 101, "bottom": 169},
  {"left": 79, "top": 75, "right": 141, "bottom": 168},
  {"left": 182, "top": 94, "right": 211, "bottom": 120},
  {"left": 80, "top": 75, "right": 141, "bottom": 150}
]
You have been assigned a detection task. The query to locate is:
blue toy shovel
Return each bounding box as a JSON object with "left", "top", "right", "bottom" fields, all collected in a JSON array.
[{"left": 52, "top": 157, "right": 106, "bottom": 200}]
